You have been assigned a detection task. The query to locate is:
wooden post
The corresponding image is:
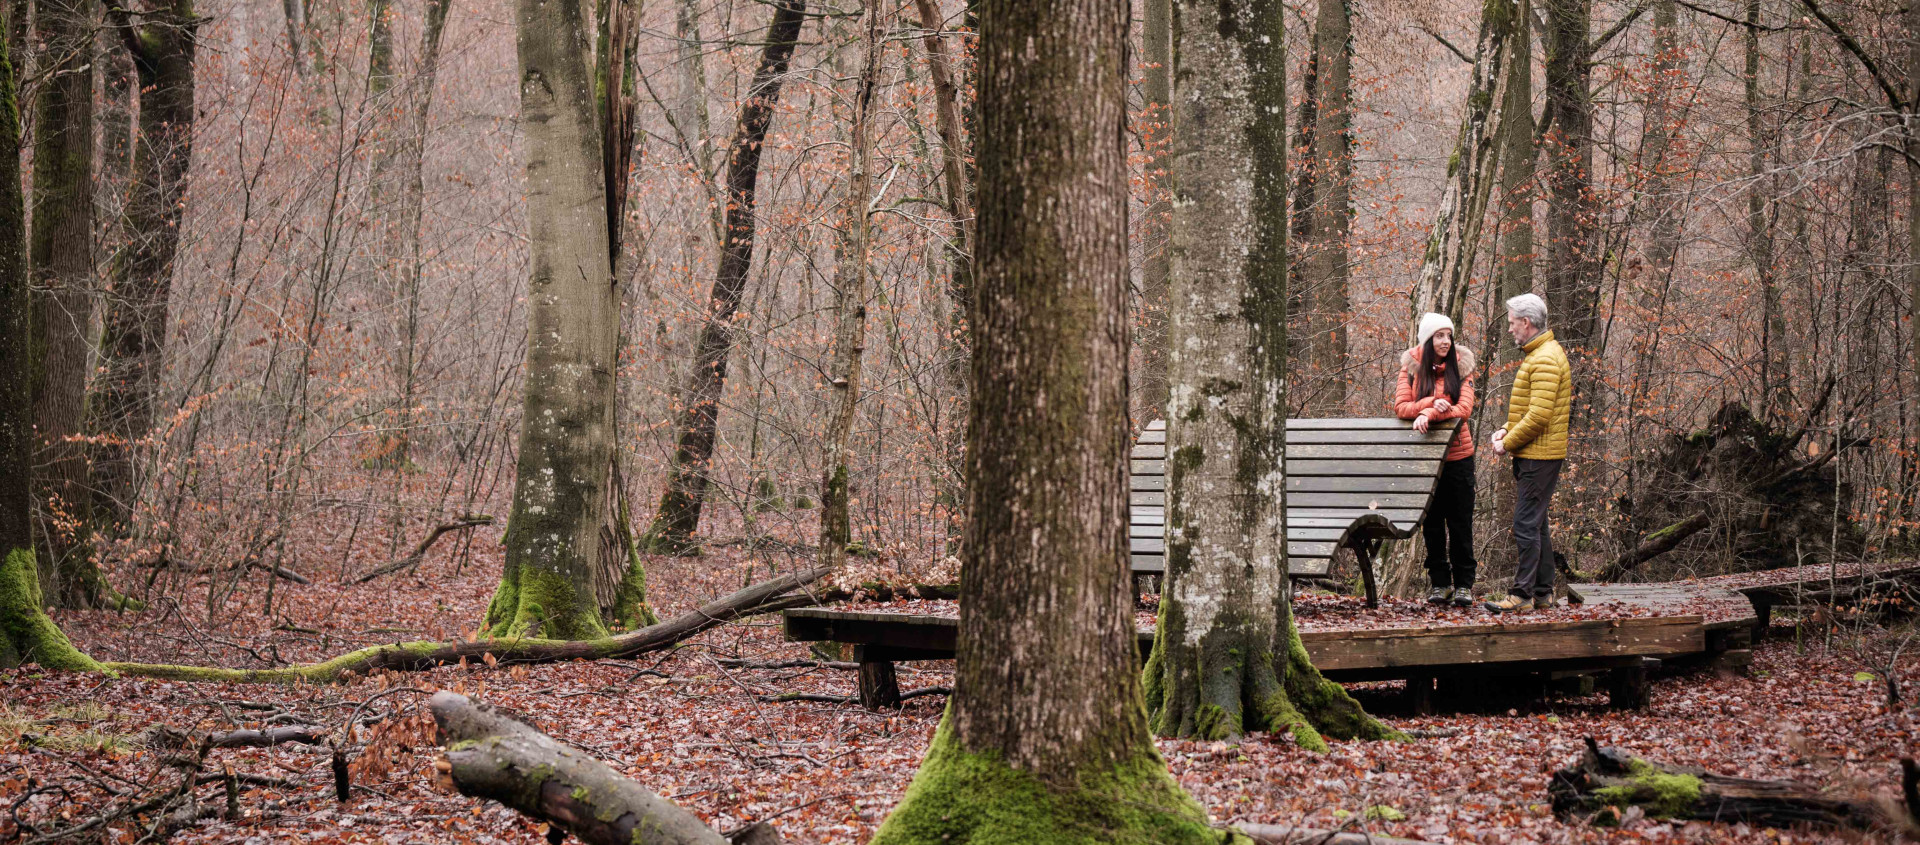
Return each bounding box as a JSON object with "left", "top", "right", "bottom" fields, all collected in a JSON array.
[
  {"left": 1606, "top": 657, "right": 1658, "bottom": 710},
  {"left": 854, "top": 646, "right": 901, "bottom": 709},
  {"left": 1354, "top": 539, "right": 1380, "bottom": 608},
  {"left": 1406, "top": 674, "right": 1436, "bottom": 716},
  {"left": 1750, "top": 599, "right": 1773, "bottom": 643}
]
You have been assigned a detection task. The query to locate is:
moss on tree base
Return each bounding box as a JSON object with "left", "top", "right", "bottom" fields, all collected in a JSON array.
[
  {"left": 0, "top": 548, "right": 101, "bottom": 671},
  {"left": 872, "top": 714, "right": 1239, "bottom": 845},
  {"left": 483, "top": 561, "right": 608, "bottom": 640}
]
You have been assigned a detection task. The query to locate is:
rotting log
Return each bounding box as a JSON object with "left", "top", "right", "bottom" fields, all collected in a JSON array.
[
  {"left": 1238, "top": 825, "right": 1430, "bottom": 844},
  {"left": 429, "top": 691, "right": 781, "bottom": 845},
  {"left": 352, "top": 515, "right": 494, "bottom": 583},
  {"left": 105, "top": 567, "right": 830, "bottom": 684},
  {"left": 1595, "top": 513, "right": 1711, "bottom": 582},
  {"left": 1549, "top": 737, "right": 1907, "bottom": 831}
]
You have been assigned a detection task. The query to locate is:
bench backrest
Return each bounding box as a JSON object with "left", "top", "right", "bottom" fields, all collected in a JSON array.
[{"left": 1130, "top": 418, "right": 1458, "bottom": 577}]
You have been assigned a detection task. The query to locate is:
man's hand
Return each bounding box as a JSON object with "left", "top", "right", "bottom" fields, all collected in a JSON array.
[
  {"left": 1432, "top": 398, "right": 1451, "bottom": 415},
  {"left": 1412, "top": 412, "right": 1431, "bottom": 433},
  {"left": 1491, "top": 428, "right": 1507, "bottom": 456}
]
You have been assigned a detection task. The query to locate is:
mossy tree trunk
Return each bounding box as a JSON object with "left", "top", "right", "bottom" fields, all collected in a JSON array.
[
  {"left": 818, "top": 0, "right": 882, "bottom": 571},
  {"left": 1410, "top": 0, "right": 1516, "bottom": 326},
  {"left": 28, "top": 0, "right": 103, "bottom": 609},
  {"left": 484, "top": 0, "right": 623, "bottom": 640},
  {"left": 1143, "top": 0, "right": 1399, "bottom": 751},
  {"left": 91, "top": 0, "right": 199, "bottom": 540},
  {"left": 0, "top": 28, "right": 97, "bottom": 671},
  {"left": 645, "top": 0, "right": 806, "bottom": 554},
  {"left": 871, "top": 0, "right": 1219, "bottom": 839}
]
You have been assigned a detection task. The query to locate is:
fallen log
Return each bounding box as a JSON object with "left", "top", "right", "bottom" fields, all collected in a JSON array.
[
  {"left": 429, "top": 691, "right": 780, "bottom": 845},
  {"left": 1549, "top": 737, "right": 1907, "bottom": 831},
  {"left": 106, "top": 566, "right": 831, "bottom": 684},
  {"left": 351, "top": 515, "right": 495, "bottom": 584},
  {"left": 1595, "top": 513, "right": 1712, "bottom": 582},
  {"left": 1237, "top": 825, "right": 1429, "bottom": 844}
]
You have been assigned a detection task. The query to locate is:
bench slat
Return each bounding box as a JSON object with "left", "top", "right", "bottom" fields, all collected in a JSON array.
[
  {"left": 1139, "top": 429, "right": 1167, "bottom": 444},
  {"left": 1289, "top": 540, "right": 1339, "bottom": 557},
  {"left": 1287, "top": 459, "right": 1439, "bottom": 477},
  {"left": 1287, "top": 492, "right": 1431, "bottom": 509},
  {"left": 1287, "top": 527, "right": 1350, "bottom": 541},
  {"left": 1132, "top": 538, "right": 1165, "bottom": 554},
  {"left": 1286, "top": 429, "right": 1457, "bottom": 445},
  {"left": 1287, "top": 475, "right": 1437, "bottom": 494},
  {"left": 1131, "top": 459, "right": 1165, "bottom": 475},
  {"left": 1285, "top": 418, "right": 1453, "bottom": 430},
  {"left": 1131, "top": 444, "right": 1166, "bottom": 459},
  {"left": 1288, "top": 507, "right": 1422, "bottom": 524},
  {"left": 1288, "top": 558, "right": 1333, "bottom": 576},
  {"left": 1131, "top": 475, "right": 1165, "bottom": 491},
  {"left": 1286, "top": 443, "right": 1450, "bottom": 460}
]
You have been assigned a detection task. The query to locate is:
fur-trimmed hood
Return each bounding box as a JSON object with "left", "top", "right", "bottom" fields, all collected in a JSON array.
[{"left": 1400, "top": 344, "right": 1475, "bottom": 377}]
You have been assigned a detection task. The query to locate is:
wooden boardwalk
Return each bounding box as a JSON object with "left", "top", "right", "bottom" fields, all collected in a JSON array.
[{"left": 782, "top": 581, "right": 1764, "bottom": 709}]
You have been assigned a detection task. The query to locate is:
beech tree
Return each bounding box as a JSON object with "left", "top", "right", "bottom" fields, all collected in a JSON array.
[
  {"left": 871, "top": 0, "right": 1218, "bottom": 838},
  {"left": 1143, "top": 0, "right": 1398, "bottom": 749},
  {"left": 483, "top": 0, "right": 634, "bottom": 639},
  {"left": 0, "top": 29, "right": 98, "bottom": 671}
]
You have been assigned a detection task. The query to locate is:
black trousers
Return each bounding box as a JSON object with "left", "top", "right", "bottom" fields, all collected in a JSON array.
[
  {"left": 1510, "top": 457, "right": 1564, "bottom": 598},
  {"left": 1423, "top": 455, "right": 1477, "bottom": 590}
]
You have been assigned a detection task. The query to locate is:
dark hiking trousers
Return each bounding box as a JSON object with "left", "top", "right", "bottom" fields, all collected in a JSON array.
[
  {"left": 1423, "top": 455, "right": 1476, "bottom": 590},
  {"left": 1510, "top": 457, "right": 1563, "bottom": 598}
]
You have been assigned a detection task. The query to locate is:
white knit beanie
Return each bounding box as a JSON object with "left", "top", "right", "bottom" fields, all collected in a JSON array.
[{"left": 1416, "top": 312, "right": 1455, "bottom": 349}]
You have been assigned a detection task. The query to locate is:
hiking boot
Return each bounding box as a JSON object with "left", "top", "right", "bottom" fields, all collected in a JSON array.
[
  {"left": 1484, "top": 593, "right": 1530, "bottom": 614},
  {"left": 1426, "top": 586, "right": 1452, "bottom": 605},
  {"left": 1451, "top": 589, "right": 1474, "bottom": 608},
  {"left": 1534, "top": 595, "right": 1555, "bottom": 611}
]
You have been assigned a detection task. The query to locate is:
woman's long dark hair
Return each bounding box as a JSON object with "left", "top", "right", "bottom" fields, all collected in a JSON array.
[{"left": 1416, "top": 336, "right": 1461, "bottom": 403}]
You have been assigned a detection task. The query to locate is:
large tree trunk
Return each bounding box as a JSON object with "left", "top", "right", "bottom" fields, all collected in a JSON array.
[
  {"left": 1144, "top": 0, "right": 1396, "bottom": 750},
  {"left": 1303, "top": 0, "right": 1351, "bottom": 416},
  {"left": 645, "top": 0, "right": 807, "bottom": 554},
  {"left": 818, "top": 0, "right": 883, "bottom": 570},
  {"left": 1410, "top": 0, "right": 1517, "bottom": 325},
  {"left": 1542, "top": 0, "right": 1605, "bottom": 435},
  {"left": 1140, "top": 0, "right": 1172, "bottom": 419},
  {"left": 871, "top": 0, "right": 1215, "bottom": 838},
  {"left": 28, "top": 0, "right": 101, "bottom": 608},
  {"left": 0, "top": 30, "right": 97, "bottom": 672},
  {"left": 1910, "top": 0, "right": 1920, "bottom": 478},
  {"left": 91, "top": 0, "right": 199, "bottom": 539},
  {"left": 483, "top": 0, "right": 622, "bottom": 640}
]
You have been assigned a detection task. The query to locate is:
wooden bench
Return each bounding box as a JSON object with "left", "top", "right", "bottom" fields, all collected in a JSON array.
[{"left": 1131, "top": 417, "right": 1459, "bottom": 606}]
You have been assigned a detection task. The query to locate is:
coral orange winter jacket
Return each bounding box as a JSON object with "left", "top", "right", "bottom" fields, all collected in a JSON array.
[{"left": 1393, "top": 345, "right": 1475, "bottom": 462}]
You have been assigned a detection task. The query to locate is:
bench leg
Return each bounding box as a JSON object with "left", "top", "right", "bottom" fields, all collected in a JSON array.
[
  {"left": 854, "top": 646, "right": 901, "bottom": 710},
  {"left": 1354, "top": 541, "right": 1380, "bottom": 609}
]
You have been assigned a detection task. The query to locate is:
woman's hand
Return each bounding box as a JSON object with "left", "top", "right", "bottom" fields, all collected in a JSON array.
[
  {"left": 1432, "top": 398, "right": 1452, "bottom": 415},
  {"left": 1412, "top": 412, "right": 1431, "bottom": 433}
]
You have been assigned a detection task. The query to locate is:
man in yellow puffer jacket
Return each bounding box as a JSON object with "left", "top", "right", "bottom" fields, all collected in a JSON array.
[{"left": 1485, "top": 293, "right": 1572, "bottom": 613}]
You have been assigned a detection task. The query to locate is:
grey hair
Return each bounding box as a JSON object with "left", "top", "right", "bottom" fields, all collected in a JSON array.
[{"left": 1505, "top": 293, "right": 1549, "bottom": 330}]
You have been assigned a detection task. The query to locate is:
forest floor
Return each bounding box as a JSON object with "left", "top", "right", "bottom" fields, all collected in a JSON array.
[{"left": 3, "top": 517, "right": 1915, "bottom": 844}]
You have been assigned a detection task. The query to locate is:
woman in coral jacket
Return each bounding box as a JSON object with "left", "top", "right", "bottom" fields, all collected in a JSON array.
[{"left": 1394, "top": 313, "right": 1477, "bottom": 607}]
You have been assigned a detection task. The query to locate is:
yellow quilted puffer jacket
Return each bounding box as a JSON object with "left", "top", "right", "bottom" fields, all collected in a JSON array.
[{"left": 1503, "top": 330, "right": 1572, "bottom": 460}]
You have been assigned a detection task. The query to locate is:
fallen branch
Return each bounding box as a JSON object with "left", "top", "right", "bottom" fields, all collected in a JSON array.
[
  {"left": 1237, "top": 823, "right": 1430, "bottom": 844},
  {"left": 1596, "top": 513, "right": 1712, "bottom": 582},
  {"left": 1549, "top": 737, "right": 1898, "bottom": 830},
  {"left": 351, "top": 515, "right": 495, "bottom": 584},
  {"left": 105, "top": 566, "right": 832, "bottom": 684},
  {"left": 429, "top": 691, "right": 781, "bottom": 845}
]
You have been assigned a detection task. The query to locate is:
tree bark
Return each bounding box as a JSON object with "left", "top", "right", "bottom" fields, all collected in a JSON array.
[
  {"left": 1411, "top": 0, "right": 1517, "bottom": 325},
  {"left": 1542, "top": 0, "right": 1604, "bottom": 433},
  {"left": 429, "top": 691, "right": 765, "bottom": 845},
  {"left": 1303, "top": 0, "right": 1351, "bottom": 415},
  {"left": 484, "top": 0, "right": 623, "bottom": 639},
  {"left": 92, "top": 0, "right": 199, "bottom": 539},
  {"left": 819, "top": 0, "right": 883, "bottom": 570},
  {"left": 1745, "top": 0, "right": 1786, "bottom": 404},
  {"left": 0, "top": 30, "right": 97, "bottom": 671},
  {"left": 1907, "top": 0, "right": 1919, "bottom": 451},
  {"left": 28, "top": 0, "right": 100, "bottom": 608},
  {"left": 645, "top": 0, "right": 807, "bottom": 554},
  {"left": 871, "top": 0, "right": 1216, "bottom": 838},
  {"left": 1145, "top": 0, "right": 1397, "bottom": 750},
  {"left": 1140, "top": 0, "right": 1172, "bottom": 418}
]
